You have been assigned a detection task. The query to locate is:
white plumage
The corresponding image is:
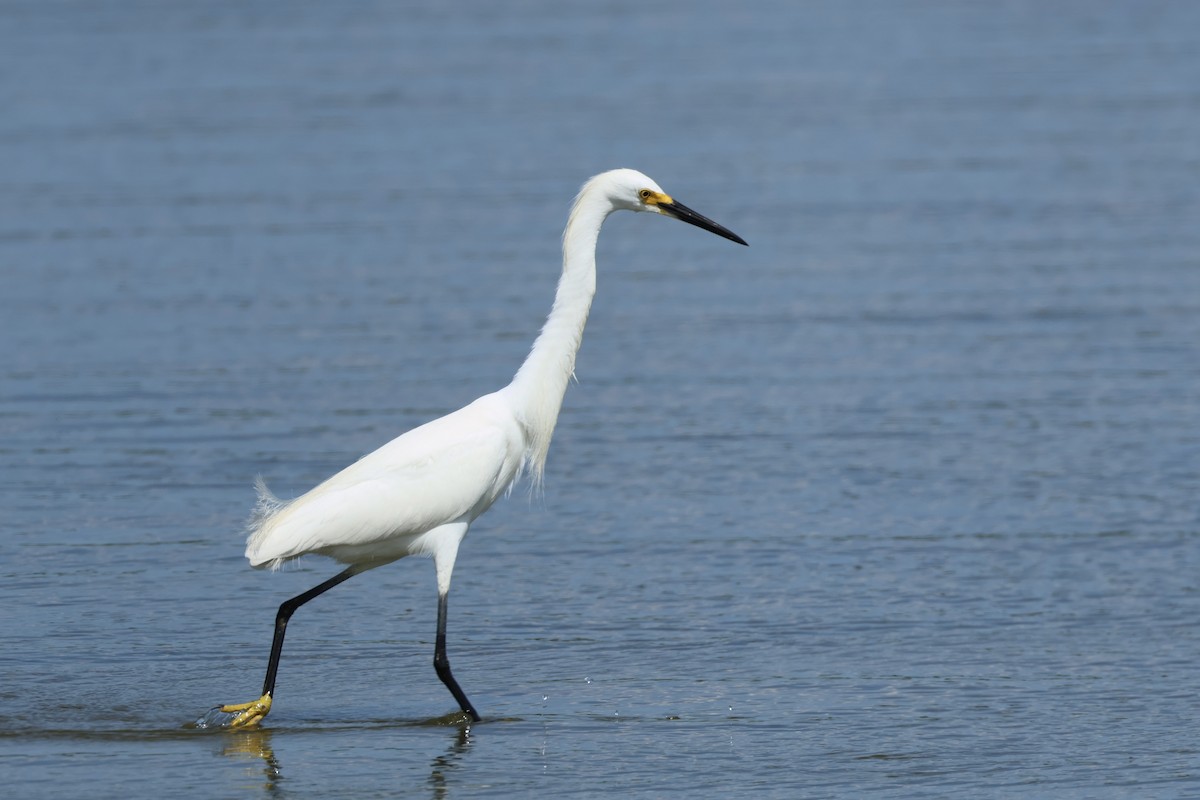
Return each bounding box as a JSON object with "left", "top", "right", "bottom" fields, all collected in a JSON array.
[
  {"left": 246, "top": 392, "right": 524, "bottom": 589},
  {"left": 206, "top": 168, "right": 746, "bottom": 729}
]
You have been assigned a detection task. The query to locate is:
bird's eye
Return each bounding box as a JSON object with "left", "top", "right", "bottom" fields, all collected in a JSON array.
[{"left": 639, "top": 189, "right": 652, "bottom": 200}]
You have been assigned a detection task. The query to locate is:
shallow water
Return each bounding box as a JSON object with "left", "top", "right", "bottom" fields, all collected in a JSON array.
[{"left": 2, "top": 1, "right": 1199, "bottom": 797}]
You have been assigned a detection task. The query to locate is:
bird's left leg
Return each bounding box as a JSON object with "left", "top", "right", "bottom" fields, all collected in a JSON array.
[{"left": 205, "top": 565, "right": 361, "bottom": 728}]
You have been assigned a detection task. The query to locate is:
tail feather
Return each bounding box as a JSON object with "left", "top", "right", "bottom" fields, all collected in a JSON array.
[{"left": 245, "top": 476, "right": 288, "bottom": 568}]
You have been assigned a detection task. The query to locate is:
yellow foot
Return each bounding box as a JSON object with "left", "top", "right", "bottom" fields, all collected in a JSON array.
[{"left": 210, "top": 693, "right": 273, "bottom": 729}]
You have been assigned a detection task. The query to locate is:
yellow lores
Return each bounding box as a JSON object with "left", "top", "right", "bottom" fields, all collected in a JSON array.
[{"left": 639, "top": 188, "right": 673, "bottom": 206}]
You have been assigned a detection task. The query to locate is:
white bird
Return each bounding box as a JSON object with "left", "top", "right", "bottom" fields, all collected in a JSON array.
[{"left": 206, "top": 168, "right": 746, "bottom": 728}]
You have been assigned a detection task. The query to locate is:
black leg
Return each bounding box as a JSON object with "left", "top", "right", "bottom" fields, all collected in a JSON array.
[
  {"left": 260, "top": 566, "right": 359, "bottom": 699},
  {"left": 433, "top": 592, "right": 480, "bottom": 721}
]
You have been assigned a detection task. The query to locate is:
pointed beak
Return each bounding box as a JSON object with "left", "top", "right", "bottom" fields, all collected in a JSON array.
[{"left": 659, "top": 199, "right": 748, "bottom": 246}]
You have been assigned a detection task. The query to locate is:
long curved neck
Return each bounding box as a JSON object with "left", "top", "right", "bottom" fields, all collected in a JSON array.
[{"left": 507, "top": 186, "right": 612, "bottom": 483}]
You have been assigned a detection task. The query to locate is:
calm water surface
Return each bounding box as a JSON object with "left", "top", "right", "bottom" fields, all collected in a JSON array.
[{"left": 2, "top": 1, "right": 1198, "bottom": 797}]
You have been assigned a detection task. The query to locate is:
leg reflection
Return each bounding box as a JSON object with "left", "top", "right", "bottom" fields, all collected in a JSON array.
[
  {"left": 218, "top": 728, "right": 283, "bottom": 796},
  {"left": 427, "top": 723, "right": 473, "bottom": 800}
]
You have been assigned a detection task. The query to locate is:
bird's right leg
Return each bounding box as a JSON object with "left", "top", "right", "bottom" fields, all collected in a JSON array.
[
  {"left": 433, "top": 591, "right": 480, "bottom": 722},
  {"left": 211, "top": 566, "right": 360, "bottom": 729}
]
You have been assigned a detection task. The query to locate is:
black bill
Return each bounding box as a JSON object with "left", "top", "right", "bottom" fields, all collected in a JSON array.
[{"left": 661, "top": 200, "right": 748, "bottom": 246}]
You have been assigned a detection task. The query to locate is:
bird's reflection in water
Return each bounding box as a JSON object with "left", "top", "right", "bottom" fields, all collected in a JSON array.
[
  {"left": 209, "top": 719, "right": 474, "bottom": 799},
  {"left": 428, "top": 723, "right": 473, "bottom": 800},
  {"left": 218, "top": 728, "right": 283, "bottom": 796}
]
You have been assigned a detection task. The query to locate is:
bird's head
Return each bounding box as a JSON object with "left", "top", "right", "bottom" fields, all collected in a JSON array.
[{"left": 595, "top": 168, "right": 748, "bottom": 246}]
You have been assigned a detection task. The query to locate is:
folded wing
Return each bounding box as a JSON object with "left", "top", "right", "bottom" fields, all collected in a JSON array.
[{"left": 246, "top": 394, "right": 525, "bottom": 568}]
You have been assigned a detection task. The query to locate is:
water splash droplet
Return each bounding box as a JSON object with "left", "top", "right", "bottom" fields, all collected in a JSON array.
[{"left": 193, "top": 706, "right": 240, "bottom": 730}]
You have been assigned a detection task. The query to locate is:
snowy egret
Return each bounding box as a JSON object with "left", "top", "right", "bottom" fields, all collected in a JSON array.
[{"left": 204, "top": 168, "right": 746, "bottom": 728}]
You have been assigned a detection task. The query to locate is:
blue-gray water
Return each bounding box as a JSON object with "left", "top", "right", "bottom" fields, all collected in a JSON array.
[{"left": 2, "top": 1, "right": 1198, "bottom": 797}]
